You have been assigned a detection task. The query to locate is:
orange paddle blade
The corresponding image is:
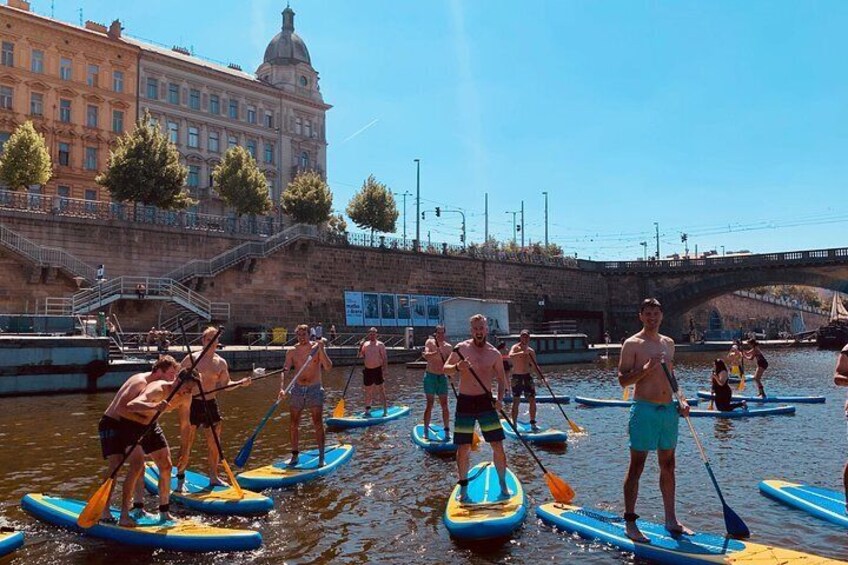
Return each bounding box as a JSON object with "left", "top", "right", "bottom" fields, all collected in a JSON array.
[
  {"left": 332, "top": 398, "right": 346, "bottom": 419},
  {"left": 77, "top": 477, "right": 114, "bottom": 528},
  {"left": 544, "top": 471, "right": 575, "bottom": 504},
  {"left": 567, "top": 418, "right": 584, "bottom": 434},
  {"left": 221, "top": 460, "right": 244, "bottom": 499},
  {"left": 708, "top": 399, "right": 714, "bottom": 411},
  {"left": 622, "top": 386, "right": 631, "bottom": 401},
  {"left": 737, "top": 377, "right": 746, "bottom": 392},
  {"left": 471, "top": 430, "right": 482, "bottom": 450}
]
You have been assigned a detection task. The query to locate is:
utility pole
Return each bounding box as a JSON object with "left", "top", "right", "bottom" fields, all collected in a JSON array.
[
  {"left": 394, "top": 190, "right": 412, "bottom": 245},
  {"left": 484, "top": 192, "right": 489, "bottom": 243},
  {"left": 520, "top": 200, "right": 525, "bottom": 248},
  {"left": 640, "top": 241, "right": 647, "bottom": 261},
  {"left": 542, "top": 191, "right": 549, "bottom": 247},
  {"left": 654, "top": 222, "right": 660, "bottom": 260},
  {"left": 414, "top": 159, "right": 421, "bottom": 251},
  {"left": 681, "top": 232, "right": 688, "bottom": 257},
  {"left": 506, "top": 211, "right": 518, "bottom": 244}
]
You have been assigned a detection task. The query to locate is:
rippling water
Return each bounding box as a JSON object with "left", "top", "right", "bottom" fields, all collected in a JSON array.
[{"left": 1, "top": 348, "right": 846, "bottom": 563}]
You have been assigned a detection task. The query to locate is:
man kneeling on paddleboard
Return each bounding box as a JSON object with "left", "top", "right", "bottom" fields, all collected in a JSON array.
[
  {"left": 444, "top": 314, "right": 511, "bottom": 502},
  {"left": 98, "top": 356, "right": 197, "bottom": 526},
  {"left": 618, "top": 298, "right": 691, "bottom": 542}
]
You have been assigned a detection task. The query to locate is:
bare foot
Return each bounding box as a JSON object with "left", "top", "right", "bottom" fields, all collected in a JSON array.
[
  {"left": 118, "top": 515, "right": 138, "bottom": 528},
  {"left": 625, "top": 521, "right": 649, "bottom": 543},
  {"left": 665, "top": 521, "right": 694, "bottom": 536},
  {"left": 458, "top": 488, "right": 471, "bottom": 503},
  {"left": 159, "top": 511, "right": 172, "bottom": 522},
  {"left": 99, "top": 514, "right": 117, "bottom": 524},
  {"left": 287, "top": 456, "right": 299, "bottom": 467},
  {"left": 208, "top": 476, "right": 230, "bottom": 487},
  {"left": 496, "top": 487, "right": 512, "bottom": 500},
  {"left": 174, "top": 480, "right": 188, "bottom": 494},
  {"left": 318, "top": 459, "right": 325, "bottom": 468}
]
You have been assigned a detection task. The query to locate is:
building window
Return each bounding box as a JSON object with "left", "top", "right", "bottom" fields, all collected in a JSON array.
[
  {"left": 85, "top": 147, "right": 97, "bottom": 170},
  {"left": 208, "top": 131, "right": 219, "bottom": 152},
  {"left": 209, "top": 94, "right": 219, "bottom": 114},
  {"left": 57, "top": 185, "right": 70, "bottom": 197},
  {"left": 246, "top": 139, "right": 256, "bottom": 158},
  {"left": 1, "top": 42, "right": 13, "bottom": 67},
  {"left": 299, "top": 151, "right": 309, "bottom": 168},
  {"left": 168, "top": 83, "right": 179, "bottom": 105},
  {"left": 187, "top": 165, "right": 200, "bottom": 187},
  {"left": 146, "top": 78, "right": 159, "bottom": 99},
  {"left": 187, "top": 126, "right": 199, "bottom": 148},
  {"left": 299, "top": 75, "right": 308, "bottom": 87},
  {"left": 189, "top": 89, "right": 200, "bottom": 110},
  {"left": 85, "top": 188, "right": 96, "bottom": 201},
  {"left": 30, "top": 92, "right": 43, "bottom": 116},
  {"left": 264, "top": 142, "right": 274, "bottom": 164},
  {"left": 227, "top": 135, "right": 237, "bottom": 149},
  {"left": 59, "top": 99, "right": 71, "bottom": 122},
  {"left": 112, "top": 70, "right": 124, "bottom": 93},
  {"left": 60, "top": 57, "right": 72, "bottom": 80},
  {"left": 112, "top": 110, "right": 124, "bottom": 134},
  {"left": 58, "top": 142, "right": 70, "bottom": 166},
  {"left": 265, "top": 111, "right": 273, "bottom": 128},
  {"left": 305, "top": 120, "right": 312, "bottom": 138},
  {"left": 0, "top": 86, "right": 11, "bottom": 110},
  {"left": 167, "top": 121, "right": 178, "bottom": 144},
  {"left": 31, "top": 49, "right": 44, "bottom": 74},
  {"left": 295, "top": 117, "right": 302, "bottom": 135},
  {"left": 86, "top": 105, "right": 98, "bottom": 128},
  {"left": 0, "top": 131, "right": 9, "bottom": 152},
  {"left": 228, "top": 99, "right": 238, "bottom": 119},
  {"left": 87, "top": 64, "right": 99, "bottom": 87},
  {"left": 247, "top": 106, "right": 256, "bottom": 124}
]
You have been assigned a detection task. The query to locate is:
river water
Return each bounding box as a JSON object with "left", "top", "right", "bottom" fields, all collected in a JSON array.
[{"left": 0, "top": 348, "right": 846, "bottom": 564}]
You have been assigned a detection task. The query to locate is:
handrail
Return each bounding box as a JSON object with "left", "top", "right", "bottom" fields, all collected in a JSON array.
[
  {"left": 0, "top": 223, "right": 97, "bottom": 282},
  {"left": 70, "top": 276, "right": 214, "bottom": 319}
]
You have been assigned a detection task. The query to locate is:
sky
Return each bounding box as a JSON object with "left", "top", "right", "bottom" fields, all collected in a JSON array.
[{"left": 32, "top": 0, "right": 848, "bottom": 260}]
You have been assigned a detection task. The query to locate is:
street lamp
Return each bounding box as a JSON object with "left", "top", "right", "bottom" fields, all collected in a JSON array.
[
  {"left": 506, "top": 210, "right": 519, "bottom": 244},
  {"left": 542, "top": 191, "right": 549, "bottom": 247},
  {"left": 640, "top": 241, "right": 647, "bottom": 261},
  {"left": 414, "top": 159, "right": 421, "bottom": 251},
  {"left": 721, "top": 245, "right": 726, "bottom": 256},
  {"left": 394, "top": 190, "right": 412, "bottom": 246},
  {"left": 654, "top": 222, "right": 660, "bottom": 260}
]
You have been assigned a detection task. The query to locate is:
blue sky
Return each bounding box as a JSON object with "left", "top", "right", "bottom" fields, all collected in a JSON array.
[{"left": 38, "top": 0, "right": 848, "bottom": 259}]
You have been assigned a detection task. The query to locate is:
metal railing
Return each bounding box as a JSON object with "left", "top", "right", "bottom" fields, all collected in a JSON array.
[
  {"left": 733, "top": 289, "right": 829, "bottom": 316},
  {"left": 0, "top": 223, "right": 97, "bottom": 282},
  {"left": 71, "top": 276, "right": 215, "bottom": 319}
]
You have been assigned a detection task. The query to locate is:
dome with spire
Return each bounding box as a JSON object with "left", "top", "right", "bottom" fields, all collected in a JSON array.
[{"left": 263, "top": 6, "right": 311, "bottom": 66}]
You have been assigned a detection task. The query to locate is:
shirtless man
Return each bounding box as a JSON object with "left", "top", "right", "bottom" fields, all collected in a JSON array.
[
  {"left": 279, "top": 324, "right": 332, "bottom": 466},
  {"left": 97, "top": 356, "right": 194, "bottom": 526},
  {"left": 833, "top": 343, "right": 848, "bottom": 513},
  {"left": 422, "top": 325, "right": 452, "bottom": 440},
  {"left": 177, "top": 327, "right": 250, "bottom": 490},
  {"left": 509, "top": 329, "right": 538, "bottom": 431},
  {"left": 360, "top": 327, "right": 388, "bottom": 417},
  {"left": 618, "top": 298, "right": 691, "bottom": 542},
  {"left": 444, "top": 314, "right": 510, "bottom": 501},
  {"left": 726, "top": 344, "right": 744, "bottom": 380}
]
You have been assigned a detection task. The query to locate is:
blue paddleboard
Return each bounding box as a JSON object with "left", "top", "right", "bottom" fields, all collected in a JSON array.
[
  {"left": 0, "top": 530, "right": 23, "bottom": 557},
  {"left": 573, "top": 396, "right": 699, "bottom": 408},
  {"left": 503, "top": 394, "right": 570, "bottom": 404},
  {"left": 689, "top": 405, "right": 795, "bottom": 418},
  {"left": 759, "top": 479, "right": 848, "bottom": 528},
  {"left": 500, "top": 420, "right": 567, "bottom": 445},
  {"left": 143, "top": 464, "right": 273, "bottom": 515},
  {"left": 236, "top": 444, "right": 355, "bottom": 490},
  {"left": 536, "top": 502, "right": 841, "bottom": 564},
  {"left": 411, "top": 424, "right": 457, "bottom": 453},
  {"left": 444, "top": 462, "right": 526, "bottom": 540},
  {"left": 696, "top": 390, "right": 825, "bottom": 404},
  {"left": 21, "top": 493, "right": 262, "bottom": 552},
  {"left": 325, "top": 405, "right": 410, "bottom": 428}
]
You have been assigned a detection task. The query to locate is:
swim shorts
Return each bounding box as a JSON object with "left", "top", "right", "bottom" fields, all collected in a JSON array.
[
  {"left": 510, "top": 373, "right": 536, "bottom": 399},
  {"left": 423, "top": 371, "right": 448, "bottom": 396},
  {"left": 290, "top": 383, "right": 324, "bottom": 410},
  {"left": 363, "top": 367, "right": 384, "bottom": 387},
  {"left": 190, "top": 397, "right": 222, "bottom": 428},
  {"left": 454, "top": 393, "right": 504, "bottom": 445},
  {"left": 628, "top": 399, "right": 679, "bottom": 451}
]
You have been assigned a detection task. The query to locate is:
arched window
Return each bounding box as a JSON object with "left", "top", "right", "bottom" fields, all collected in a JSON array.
[
  {"left": 708, "top": 309, "right": 723, "bottom": 331},
  {"left": 300, "top": 151, "right": 310, "bottom": 168}
]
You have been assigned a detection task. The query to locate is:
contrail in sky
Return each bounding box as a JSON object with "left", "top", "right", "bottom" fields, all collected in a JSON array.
[{"left": 342, "top": 118, "right": 380, "bottom": 143}]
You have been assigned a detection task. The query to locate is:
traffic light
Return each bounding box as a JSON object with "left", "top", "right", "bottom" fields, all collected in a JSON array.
[
  {"left": 421, "top": 212, "right": 426, "bottom": 220},
  {"left": 435, "top": 207, "right": 441, "bottom": 217},
  {"left": 516, "top": 225, "right": 521, "bottom": 232}
]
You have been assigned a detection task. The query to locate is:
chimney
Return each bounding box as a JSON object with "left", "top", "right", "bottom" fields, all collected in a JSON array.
[
  {"left": 84, "top": 20, "right": 107, "bottom": 34},
  {"left": 107, "top": 19, "right": 122, "bottom": 39},
  {"left": 7, "top": 0, "right": 31, "bottom": 11}
]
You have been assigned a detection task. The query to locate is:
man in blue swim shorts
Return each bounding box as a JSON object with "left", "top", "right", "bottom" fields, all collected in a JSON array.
[
  {"left": 422, "top": 325, "right": 452, "bottom": 440},
  {"left": 618, "top": 298, "right": 691, "bottom": 543}
]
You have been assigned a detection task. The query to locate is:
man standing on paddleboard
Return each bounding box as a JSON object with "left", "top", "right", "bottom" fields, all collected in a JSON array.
[
  {"left": 833, "top": 343, "right": 848, "bottom": 513},
  {"left": 422, "top": 325, "right": 452, "bottom": 440},
  {"left": 359, "top": 327, "right": 389, "bottom": 417},
  {"left": 444, "top": 314, "right": 510, "bottom": 501},
  {"left": 279, "top": 324, "right": 332, "bottom": 466},
  {"left": 508, "top": 330, "right": 539, "bottom": 431},
  {"left": 176, "top": 327, "right": 251, "bottom": 490},
  {"left": 618, "top": 298, "right": 691, "bottom": 542}
]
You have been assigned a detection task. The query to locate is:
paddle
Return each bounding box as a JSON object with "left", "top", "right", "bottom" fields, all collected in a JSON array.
[
  {"left": 622, "top": 385, "right": 633, "bottom": 401},
  {"left": 452, "top": 347, "right": 574, "bottom": 504},
  {"left": 194, "top": 367, "right": 273, "bottom": 397},
  {"left": 529, "top": 356, "right": 584, "bottom": 433},
  {"left": 235, "top": 343, "right": 321, "bottom": 468},
  {"left": 737, "top": 372, "right": 746, "bottom": 392},
  {"left": 660, "top": 361, "right": 750, "bottom": 539},
  {"left": 332, "top": 339, "right": 363, "bottom": 419},
  {"left": 77, "top": 327, "right": 222, "bottom": 528}
]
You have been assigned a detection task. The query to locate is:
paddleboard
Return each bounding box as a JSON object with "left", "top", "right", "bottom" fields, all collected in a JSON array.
[
  {"left": 21, "top": 493, "right": 262, "bottom": 552},
  {"left": 325, "top": 405, "right": 410, "bottom": 428},
  {"left": 696, "top": 390, "right": 825, "bottom": 404},
  {"left": 500, "top": 420, "right": 567, "bottom": 445},
  {"left": 573, "top": 396, "right": 699, "bottom": 408},
  {"left": 0, "top": 530, "right": 23, "bottom": 557},
  {"left": 536, "top": 502, "right": 845, "bottom": 564},
  {"left": 143, "top": 463, "right": 273, "bottom": 516},
  {"left": 444, "top": 462, "right": 526, "bottom": 540},
  {"left": 759, "top": 479, "right": 848, "bottom": 528},
  {"left": 728, "top": 374, "right": 755, "bottom": 384},
  {"left": 411, "top": 424, "right": 457, "bottom": 454},
  {"left": 689, "top": 405, "right": 795, "bottom": 418},
  {"left": 236, "top": 444, "right": 355, "bottom": 490},
  {"left": 503, "top": 395, "right": 570, "bottom": 404}
]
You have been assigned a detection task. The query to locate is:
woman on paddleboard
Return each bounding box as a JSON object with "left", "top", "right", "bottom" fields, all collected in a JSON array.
[
  {"left": 742, "top": 339, "right": 768, "bottom": 398},
  {"left": 711, "top": 359, "right": 747, "bottom": 412}
]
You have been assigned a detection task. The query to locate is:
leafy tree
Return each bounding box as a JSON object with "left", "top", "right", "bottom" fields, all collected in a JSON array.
[
  {"left": 212, "top": 147, "right": 271, "bottom": 216},
  {"left": 322, "top": 212, "right": 349, "bottom": 244},
  {"left": 346, "top": 175, "right": 398, "bottom": 241},
  {"left": 281, "top": 170, "right": 333, "bottom": 224},
  {"left": 0, "top": 121, "right": 52, "bottom": 190},
  {"left": 96, "top": 110, "right": 192, "bottom": 209}
]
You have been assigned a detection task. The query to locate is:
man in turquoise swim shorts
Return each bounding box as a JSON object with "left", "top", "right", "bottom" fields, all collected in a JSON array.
[
  {"left": 422, "top": 325, "right": 452, "bottom": 440},
  {"left": 618, "top": 298, "right": 691, "bottom": 543}
]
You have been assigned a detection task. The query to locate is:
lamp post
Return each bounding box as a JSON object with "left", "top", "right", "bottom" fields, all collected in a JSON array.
[
  {"left": 721, "top": 245, "right": 726, "bottom": 256},
  {"left": 654, "top": 222, "right": 660, "bottom": 260},
  {"left": 506, "top": 211, "right": 518, "bottom": 244},
  {"left": 640, "top": 241, "right": 647, "bottom": 261},
  {"left": 542, "top": 191, "right": 548, "bottom": 247},
  {"left": 394, "top": 190, "right": 412, "bottom": 246},
  {"left": 520, "top": 200, "right": 525, "bottom": 248},
  {"left": 414, "top": 159, "right": 421, "bottom": 251}
]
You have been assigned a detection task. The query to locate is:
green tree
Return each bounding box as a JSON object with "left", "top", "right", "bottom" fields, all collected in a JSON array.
[
  {"left": 96, "top": 110, "right": 192, "bottom": 209},
  {"left": 0, "top": 121, "right": 52, "bottom": 191},
  {"left": 346, "top": 175, "right": 398, "bottom": 241},
  {"left": 322, "top": 212, "right": 348, "bottom": 244},
  {"left": 281, "top": 170, "right": 333, "bottom": 224},
  {"left": 212, "top": 146, "right": 271, "bottom": 216}
]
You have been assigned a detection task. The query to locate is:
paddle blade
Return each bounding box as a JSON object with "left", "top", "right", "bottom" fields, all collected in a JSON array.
[
  {"left": 77, "top": 478, "right": 114, "bottom": 528},
  {"left": 737, "top": 377, "right": 746, "bottom": 392},
  {"left": 723, "top": 502, "right": 750, "bottom": 539},
  {"left": 544, "top": 471, "right": 575, "bottom": 504},
  {"left": 234, "top": 437, "right": 255, "bottom": 468},
  {"left": 708, "top": 399, "right": 714, "bottom": 411},
  {"left": 622, "top": 386, "right": 631, "bottom": 401},
  {"left": 567, "top": 418, "right": 583, "bottom": 434},
  {"left": 471, "top": 430, "right": 482, "bottom": 451},
  {"left": 332, "top": 398, "right": 346, "bottom": 419},
  {"left": 221, "top": 460, "right": 244, "bottom": 499}
]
